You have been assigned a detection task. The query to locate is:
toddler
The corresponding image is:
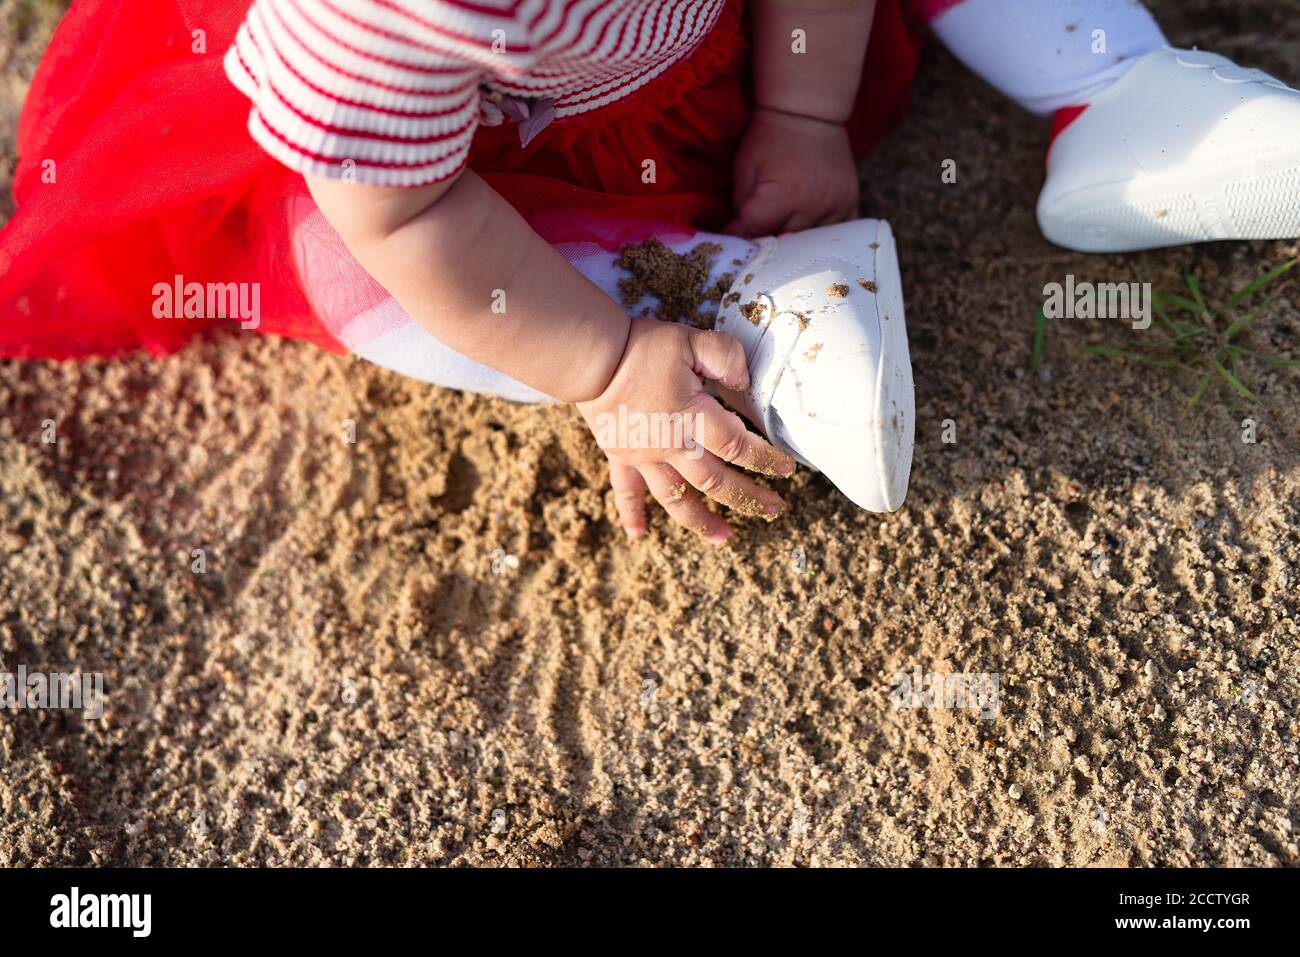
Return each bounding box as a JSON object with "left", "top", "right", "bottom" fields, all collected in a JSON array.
[{"left": 3, "top": 0, "right": 1298, "bottom": 541}]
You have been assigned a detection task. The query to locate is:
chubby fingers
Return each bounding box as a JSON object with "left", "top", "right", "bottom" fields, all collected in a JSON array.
[
  {"left": 608, "top": 458, "right": 648, "bottom": 539},
  {"left": 780, "top": 207, "right": 823, "bottom": 235},
  {"left": 689, "top": 393, "right": 796, "bottom": 479},
  {"left": 815, "top": 198, "right": 859, "bottom": 229},
  {"left": 728, "top": 182, "right": 797, "bottom": 238},
  {"left": 686, "top": 328, "right": 750, "bottom": 392},
  {"left": 672, "top": 449, "right": 785, "bottom": 522},
  {"left": 642, "top": 463, "right": 732, "bottom": 546}
]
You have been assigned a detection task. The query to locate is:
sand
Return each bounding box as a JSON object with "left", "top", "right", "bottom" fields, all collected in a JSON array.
[
  {"left": 617, "top": 239, "right": 729, "bottom": 328},
  {"left": 2, "top": 0, "right": 1298, "bottom": 867}
]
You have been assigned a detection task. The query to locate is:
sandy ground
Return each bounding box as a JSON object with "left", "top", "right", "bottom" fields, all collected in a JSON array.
[{"left": 2, "top": 0, "right": 1298, "bottom": 867}]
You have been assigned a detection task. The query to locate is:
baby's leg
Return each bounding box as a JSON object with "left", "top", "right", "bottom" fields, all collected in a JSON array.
[
  {"left": 919, "top": 0, "right": 1300, "bottom": 251},
  {"left": 351, "top": 323, "right": 554, "bottom": 403},
  {"left": 917, "top": 0, "right": 1167, "bottom": 114}
]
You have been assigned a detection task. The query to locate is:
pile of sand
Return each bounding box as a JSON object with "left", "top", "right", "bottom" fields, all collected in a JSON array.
[
  {"left": 616, "top": 239, "right": 732, "bottom": 328},
  {"left": 1, "top": 0, "right": 1298, "bottom": 866}
]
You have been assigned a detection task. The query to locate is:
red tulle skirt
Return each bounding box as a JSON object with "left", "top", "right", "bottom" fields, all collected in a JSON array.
[{"left": 0, "top": 0, "right": 924, "bottom": 360}]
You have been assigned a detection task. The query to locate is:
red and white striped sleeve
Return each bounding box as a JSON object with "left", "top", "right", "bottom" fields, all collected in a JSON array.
[{"left": 224, "top": 0, "right": 521, "bottom": 188}]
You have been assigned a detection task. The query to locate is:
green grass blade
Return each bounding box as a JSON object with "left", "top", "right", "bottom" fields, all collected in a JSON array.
[
  {"left": 1185, "top": 272, "right": 1208, "bottom": 316},
  {"left": 1227, "top": 345, "right": 1300, "bottom": 366},
  {"left": 1154, "top": 291, "right": 1202, "bottom": 315},
  {"left": 1186, "top": 369, "right": 1213, "bottom": 409},
  {"left": 1225, "top": 258, "right": 1297, "bottom": 310},
  {"left": 1212, "top": 354, "right": 1260, "bottom": 403},
  {"left": 1224, "top": 293, "right": 1275, "bottom": 339},
  {"left": 1084, "top": 345, "right": 1184, "bottom": 368},
  {"left": 1030, "top": 305, "right": 1047, "bottom": 373},
  {"left": 1151, "top": 298, "right": 1208, "bottom": 344},
  {"left": 1151, "top": 298, "right": 1183, "bottom": 341}
]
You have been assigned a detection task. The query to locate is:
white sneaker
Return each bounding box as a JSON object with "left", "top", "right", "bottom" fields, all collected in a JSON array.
[
  {"left": 1038, "top": 46, "right": 1300, "bottom": 252},
  {"left": 714, "top": 219, "right": 914, "bottom": 512}
]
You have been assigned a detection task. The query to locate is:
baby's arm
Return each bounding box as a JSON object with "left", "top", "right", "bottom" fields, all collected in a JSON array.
[
  {"left": 308, "top": 172, "right": 793, "bottom": 542},
  {"left": 752, "top": 0, "right": 874, "bottom": 125},
  {"left": 728, "top": 0, "right": 876, "bottom": 235},
  {"left": 306, "top": 171, "right": 629, "bottom": 404}
]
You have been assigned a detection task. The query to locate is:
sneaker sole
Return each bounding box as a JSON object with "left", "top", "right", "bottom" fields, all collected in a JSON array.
[{"left": 1039, "top": 145, "right": 1300, "bottom": 252}]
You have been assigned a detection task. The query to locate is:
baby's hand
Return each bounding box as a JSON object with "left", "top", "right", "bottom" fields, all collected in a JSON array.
[
  {"left": 726, "top": 107, "right": 859, "bottom": 237},
  {"left": 576, "top": 318, "right": 796, "bottom": 544}
]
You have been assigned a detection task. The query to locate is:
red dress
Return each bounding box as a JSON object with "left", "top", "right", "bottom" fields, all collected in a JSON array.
[{"left": 0, "top": 0, "right": 924, "bottom": 360}]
